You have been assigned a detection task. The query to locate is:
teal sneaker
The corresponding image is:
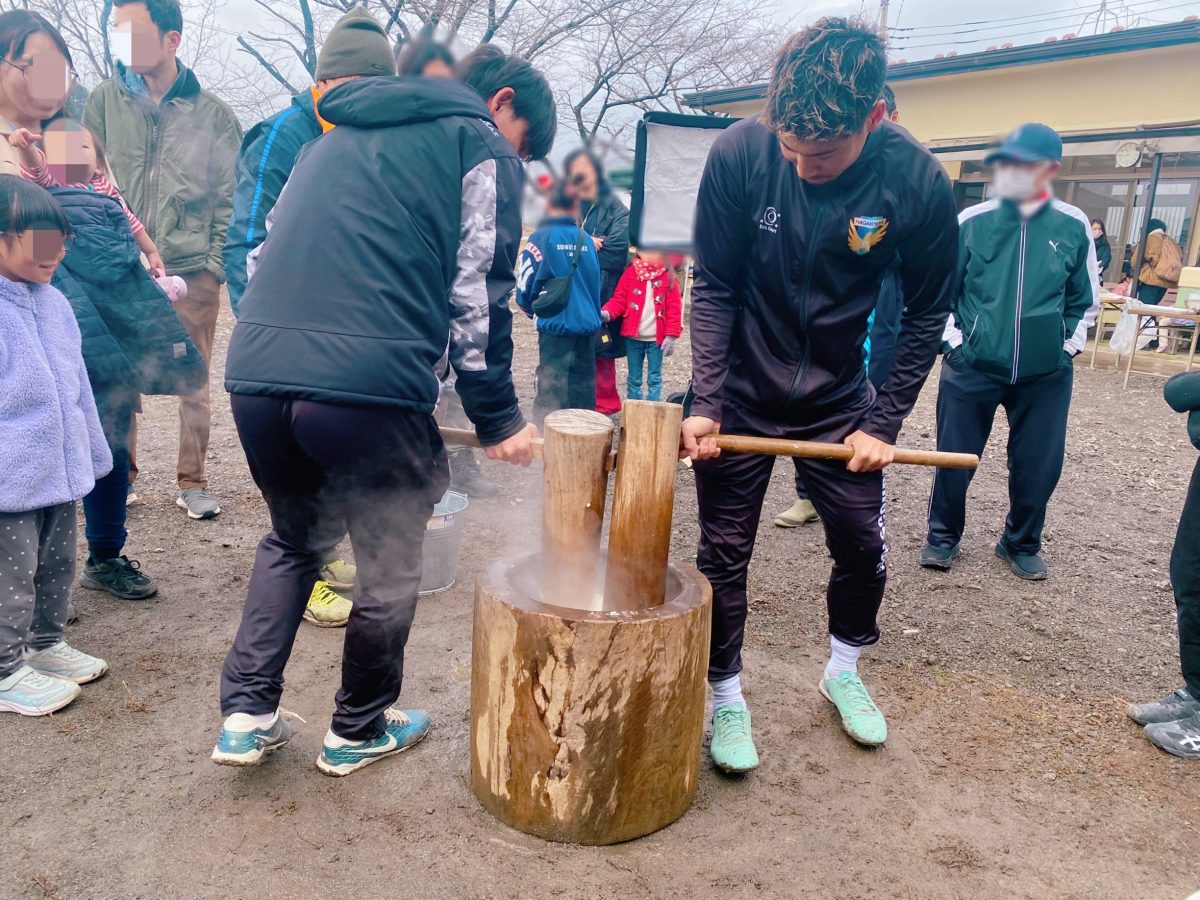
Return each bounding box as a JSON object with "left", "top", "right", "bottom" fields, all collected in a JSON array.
[
  {"left": 710, "top": 705, "right": 760, "bottom": 773},
  {"left": 211, "top": 712, "right": 293, "bottom": 767},
  {"left": 316, "top": 708, "right": 431, "bottom": 777},
  {"left": 819, "top": 672, "right": 887, "bottom": 746},
  {"left": 0, "top": 665, "right": 80, "bottom": 716}
]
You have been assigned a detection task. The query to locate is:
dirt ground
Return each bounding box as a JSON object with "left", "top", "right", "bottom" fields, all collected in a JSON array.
[{"left": 4, "top": 300, "right": 1199, "bottom": 900}]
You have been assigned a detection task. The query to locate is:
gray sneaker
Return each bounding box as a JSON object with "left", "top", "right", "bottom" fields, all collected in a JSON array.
[
  {"left": 177, "top": 488, "right": 221, "bottom": 520},
  {"left": 919, "top": 543, "right": 961, "bottom": 571},
  {"left": 1127, "top": 688, "right": 1200, "bottom": 726},
  {"left": 1144, "top": 711, "right": 1200, "bottom": 759}
]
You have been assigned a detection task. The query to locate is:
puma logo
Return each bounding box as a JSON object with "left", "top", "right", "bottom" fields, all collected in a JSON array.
[{"left": 1048, "top": 240, "right": 1060, "bottom": 253}]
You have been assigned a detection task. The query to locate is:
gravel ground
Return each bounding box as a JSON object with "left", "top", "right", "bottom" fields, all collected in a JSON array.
[{"left": 2, "top": 299, "right": 1198, "bottom": 900}]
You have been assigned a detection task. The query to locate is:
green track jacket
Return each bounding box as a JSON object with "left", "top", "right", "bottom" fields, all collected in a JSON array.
[{"left": 945, "top": 196, "right": 1100, "bottom": 382}]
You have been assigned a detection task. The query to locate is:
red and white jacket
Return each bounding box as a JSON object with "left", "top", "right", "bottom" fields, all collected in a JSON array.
[{"left": 602, "top": 259, "right": 683, "bottom": 346}]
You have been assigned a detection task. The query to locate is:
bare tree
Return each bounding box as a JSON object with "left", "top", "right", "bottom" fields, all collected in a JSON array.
[
  {"left": 561, "top": 0, "right": 775, "bottom": 143},
  {"left": 234, "top": 0, "right": 776, "bottom": 148}
]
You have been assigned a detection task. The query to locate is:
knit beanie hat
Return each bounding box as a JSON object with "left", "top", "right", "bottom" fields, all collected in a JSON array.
[{"left": 316, "top": 6, "right": 395, "bottom": 81}]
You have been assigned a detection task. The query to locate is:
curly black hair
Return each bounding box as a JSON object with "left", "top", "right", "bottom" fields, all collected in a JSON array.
[{"left": 764, "top": 17, "right": 887, "bottom": 140}]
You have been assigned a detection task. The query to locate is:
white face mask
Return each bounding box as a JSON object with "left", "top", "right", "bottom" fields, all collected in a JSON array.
[
  {"left": 110, "top": 32, "right": 135, "bottom": 68},
  {"left": 992, "top": 165, "right": 1044, "bottom": 201}
]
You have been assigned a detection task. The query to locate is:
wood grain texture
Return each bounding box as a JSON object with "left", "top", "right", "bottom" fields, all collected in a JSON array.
[
  {"left": 603, "top": 400, "right": 684, "bottom": 611},
  {"left": 470, "top": 554, "right": 712, "bottom": 845},
  {"left": 541, "top": 409, "right": 615, "bottom": 611}
]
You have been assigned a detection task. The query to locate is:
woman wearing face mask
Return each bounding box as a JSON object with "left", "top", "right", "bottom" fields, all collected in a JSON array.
[
  {"left": 564, "top": 149, "right": 629, "bottom": 416},
  {"left": 0, "top": 11, "right": 76, "bottom": 176},
  {"left": 1091, "top": 218, "right": 1112, "bottom": 282}
]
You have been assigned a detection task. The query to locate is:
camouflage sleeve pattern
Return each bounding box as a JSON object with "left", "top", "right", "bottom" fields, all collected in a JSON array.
[{"left": 448, "top": 156, "right": 526, "bottom": 446}]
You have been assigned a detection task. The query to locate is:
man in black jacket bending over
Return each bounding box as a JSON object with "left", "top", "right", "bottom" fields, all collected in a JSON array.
[
  {"left": 212, "top": 46, "right": 554, "bottom": 776},
  {"left": 682, "top": 19, "right": 959, "bottom": 772}
]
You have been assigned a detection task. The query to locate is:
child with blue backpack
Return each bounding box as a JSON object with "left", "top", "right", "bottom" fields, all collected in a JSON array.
[
  {"left": 0, "top": 176, "right": 112, "bottom": 716},
  {"left": 517, "top": 183, "right": 603, "bottom": 425}
]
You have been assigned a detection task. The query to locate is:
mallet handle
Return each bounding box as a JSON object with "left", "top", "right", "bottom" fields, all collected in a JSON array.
[
  {"left": 437, "top": 427, "right": 978, "bottom": 469},
  {"left": 710, "top": 434, "right": 979, "bottom": 470},
  {"left": 439, "top": 427, "right": 545, "bottom": 459}
]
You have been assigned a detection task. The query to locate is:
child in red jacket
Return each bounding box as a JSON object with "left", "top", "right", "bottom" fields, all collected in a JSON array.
[{"left": 601, "top": 251, "right": 682, "bottom": 402}]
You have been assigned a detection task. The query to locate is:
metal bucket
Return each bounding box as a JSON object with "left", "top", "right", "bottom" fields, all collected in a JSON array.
[{"left": 419, "top": 490, "right": 470, "bottom": 595}]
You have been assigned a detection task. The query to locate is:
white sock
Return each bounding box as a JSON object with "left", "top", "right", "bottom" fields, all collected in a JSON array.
[
  {"left": 709, "top": 674, "right": 745, "bottom": 710},
  {"left": 825, "top": 636, "right": 862, "bottom": 679},
  {"left": 224, "top": 711, "right": 277, "bottom": 731},
  {"left": 324, "top": 728, "right": 367, "bottom": 748}
]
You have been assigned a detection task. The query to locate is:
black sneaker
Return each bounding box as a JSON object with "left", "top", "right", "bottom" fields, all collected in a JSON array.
[
  {"left": 919, "top": 543, "right": 961, "bottom": 571},
  {"left": 80, "top": 557, "right": 159, "bottom": 600},
  {"left": 994, "top": 541, "right": 1047, "bottom": 581},
  {"left": 1128, "top": 688, "right": 1200, "bottom": 726},
  {"left": 1144, "top": 711, "right": 1200, "bottom": 759},
  {"left": 449, "top": 448, "right": 500, "bottom": 498}
]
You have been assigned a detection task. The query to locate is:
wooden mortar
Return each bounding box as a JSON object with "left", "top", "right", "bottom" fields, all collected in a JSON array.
[{"left": 470, "top": 552, "right": 712, "bottom": 845}]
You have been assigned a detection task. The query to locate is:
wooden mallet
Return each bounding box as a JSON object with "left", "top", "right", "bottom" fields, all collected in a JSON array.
[{"left": 441, "top": 401, "right": 978, "bottom": 611}]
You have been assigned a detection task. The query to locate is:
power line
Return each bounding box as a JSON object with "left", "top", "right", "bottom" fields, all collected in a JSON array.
[
  {"left": 890, "top": 0, "right": 1178, "bottom": 34},
  {"left": 891, "top": 0, "right": 1200, "bottom": 46}
]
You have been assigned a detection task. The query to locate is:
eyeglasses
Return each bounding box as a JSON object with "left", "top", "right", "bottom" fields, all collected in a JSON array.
[
  {"left": 2, "top": 58, "right": 79, "bottom": 93},
  {"left": 4, "top": 230, "right": 76, "bottom": 260}
]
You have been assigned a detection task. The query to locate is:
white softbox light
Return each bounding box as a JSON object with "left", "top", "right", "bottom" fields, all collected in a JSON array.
[{"left": 629, "top": 112, "right": 735, "bottom": 252}]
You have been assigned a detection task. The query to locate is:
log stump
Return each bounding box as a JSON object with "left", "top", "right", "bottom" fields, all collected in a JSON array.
[{"left": 470, "top": 553, "right": 712, "bottom": 845}]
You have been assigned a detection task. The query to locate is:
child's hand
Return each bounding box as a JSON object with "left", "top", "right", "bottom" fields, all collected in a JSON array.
[
  {"left": 8, "top": 128, "right": 40, "bottom": 150},
  {"left": 147, "top": 252, "right": 166, "bottom": 279},
  {"left": 601, "top": 310, "right": 612, "bottom": 323},
  {"left": 662, "top": 336, "right": 677, "bottom": 357}
]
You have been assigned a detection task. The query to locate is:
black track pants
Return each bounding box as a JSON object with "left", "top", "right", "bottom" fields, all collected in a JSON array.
[
  {"left": 221, "top": 394, "right": 448, "bottom": 740},
  {"left": 696, "top": 425, "right": 888, "bottom": 681}
]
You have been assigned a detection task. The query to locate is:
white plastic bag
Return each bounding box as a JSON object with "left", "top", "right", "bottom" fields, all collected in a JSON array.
[{"left": 1109, "top": 307, "right": 1137, "bottom": 355}]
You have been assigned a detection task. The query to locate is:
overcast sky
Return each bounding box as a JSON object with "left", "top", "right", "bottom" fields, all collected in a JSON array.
[
  {"left": 209, "top": 0, "right": 1200, "bottom": 160},
  {"left": 218, "top": 0, "right": 1200, "bottom": 64}
]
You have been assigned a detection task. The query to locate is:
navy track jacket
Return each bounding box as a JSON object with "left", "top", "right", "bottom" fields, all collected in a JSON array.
[{"left": 690, "top": 118, "right": 960, "bottom": 443}]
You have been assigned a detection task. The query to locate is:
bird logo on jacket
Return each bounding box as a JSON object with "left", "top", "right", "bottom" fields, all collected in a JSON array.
[{"left": 848, "top": 216, "right": 889, "bottom": 255}]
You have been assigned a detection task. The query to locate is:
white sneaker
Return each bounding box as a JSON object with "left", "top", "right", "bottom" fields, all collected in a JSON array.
[
  {"left": 26, "top": 641, "right": 108, "bottom": 684},
  {"left": 0, "top": 665, "right": 80, "bottom": 715}
]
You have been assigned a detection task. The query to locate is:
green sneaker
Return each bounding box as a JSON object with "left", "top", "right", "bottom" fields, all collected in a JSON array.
[
  {"left": 710, "top": 705, "right": 760, "bottom": 773},
  {"left": 819, "top": 672, "right": 887, "bottom": 747}
]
